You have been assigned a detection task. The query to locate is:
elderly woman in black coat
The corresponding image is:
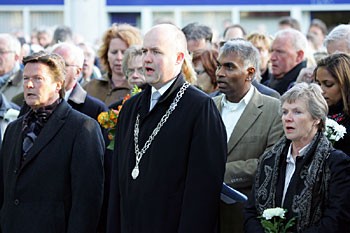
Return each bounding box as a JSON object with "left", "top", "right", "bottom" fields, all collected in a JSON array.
[{"left": 244, "top": 82, "right": 350, "bottom": 233}]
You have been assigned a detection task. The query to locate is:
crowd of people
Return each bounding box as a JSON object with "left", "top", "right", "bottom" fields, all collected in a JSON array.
[{"left": 0, "top": 16, "right": 349, "bottom": 233}]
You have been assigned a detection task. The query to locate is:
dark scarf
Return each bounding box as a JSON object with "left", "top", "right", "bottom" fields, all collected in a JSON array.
[
  {"left": 268, "top": 60, "right": 307, "bottom": 95},
  {"left": 254, "top": 132, "right": 332, "bottom": 232},
  {"left": 22, "top": 99, "right": 61, "bottom": 154}
]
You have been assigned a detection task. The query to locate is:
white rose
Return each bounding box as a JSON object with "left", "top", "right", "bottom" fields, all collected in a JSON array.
[
  {"left": 336, "top": 124, "right": 346, "bottom": 139},
  {"left": 262, "top": 207, "right": 286, "bottom": 220},
  {"left": 325, "top": 118, "right": 347, "bottom": 142}
]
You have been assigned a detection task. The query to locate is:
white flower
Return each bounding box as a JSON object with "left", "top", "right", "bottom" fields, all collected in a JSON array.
[
  {"left": 262, "top": 207, "right": 286, "bottom": 220},
  {"left": 324, "top": 118, "right": 346, "bottom": 143},
  {"left": 260, "top": 207, "right": 295, "bottom": 233},
  {"left": 3, "top": 109, "right": 19, "bottom": 122}
]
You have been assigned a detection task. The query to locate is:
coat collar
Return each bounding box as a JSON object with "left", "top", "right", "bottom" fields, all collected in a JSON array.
[
  {"left": 214, "top": 87, "right": 264, "bottom": 153},
  {"left": 19, "top": 100, "right": 72, "bottom": 170},
  {"left": 283, "top": 60, "right": 307, "bottom": 82},
  {"left": 137, "top": 73, "right": 185, "bottom": 121},
  {"left": 68, "top": 83, "right": 87, "bottom": 104},
  {"left": 0, "top": 69, "right": 23, "bottom": 90}
]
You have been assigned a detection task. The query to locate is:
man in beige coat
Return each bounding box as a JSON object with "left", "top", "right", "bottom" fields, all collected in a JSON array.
[{"left": 213, "top": 39, "right": 283, "bottom": 233}]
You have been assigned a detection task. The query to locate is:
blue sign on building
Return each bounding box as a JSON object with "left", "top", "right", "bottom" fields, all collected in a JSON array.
[
  {"left": 0, "top": 0, "right": 63, "bottom": 4},
  {"left": 0, "top": 0, "right": 348, "bottom": 5},
  {"left": 107, "top": 0, "right": 346, "bottom": 5}
]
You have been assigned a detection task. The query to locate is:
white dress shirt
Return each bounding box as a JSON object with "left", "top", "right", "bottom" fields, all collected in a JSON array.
[
  {"left": 149, "top": 78, "right": 176, "bottom": 111},
  {"left": 282, "top": 143, "right": 309, "bottom": 205},
  {"left": 64, "top": 88, "right": 73, "bottom": 101},
  {"left": 220, "top": 86, "right": 254, "bottom": 142}
]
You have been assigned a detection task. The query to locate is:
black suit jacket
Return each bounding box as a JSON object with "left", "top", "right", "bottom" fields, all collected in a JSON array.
[
  {"left": 0, "top": 100, "right": 105, "bottom": 233},
  {"left": 107, "top": 74, "right": 227, "bottom": 233}
]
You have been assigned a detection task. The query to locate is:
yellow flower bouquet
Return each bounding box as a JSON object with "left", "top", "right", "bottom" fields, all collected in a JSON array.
[{"left": 98, "top": 85, "right": 141, "bottom": 150}]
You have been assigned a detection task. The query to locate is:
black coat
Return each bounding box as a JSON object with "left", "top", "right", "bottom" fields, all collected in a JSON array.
[
  {"left": 267, "top": 60, "right": 307, "bottom": 95},
  {"left": 244, "top": 136, "right": 350, "bottom": 233},
  {"left": 67, "top": 83, "right": 108, "bottom": 120},
  {"left": 0, "top": 100, "right": 105, "bottom": 233},
  {"left": 106, "top": 74, "right": 227, "bottom": 233}
]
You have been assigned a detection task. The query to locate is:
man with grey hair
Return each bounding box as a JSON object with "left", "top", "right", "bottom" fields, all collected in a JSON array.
[
  {"left": 0, "top": 33, "right": 23, "bottom": 101},
  {"left": 324, "top": 24, "right": 350, "bottom": 54},
  {"left": 267, "top": 28, "right": 308, "bottom": 95},
  {"left": 214, "top": 39, "right": 283, "bottom": 233},
  {"left": 51, "top": 42, "right": 107, "bottom": 120}
]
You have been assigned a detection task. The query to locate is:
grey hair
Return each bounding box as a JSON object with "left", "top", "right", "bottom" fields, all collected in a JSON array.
[
  {"left": 274, "top": 28, "right": 307, "bottom": 52},
  {"left": 181, "top": 22, "right": 213, "bottom": 42},
  {"left": 122, "top": 45, "right": 143, "bottom": 77},
  {"left": 280, "top": 82, "right": 328, "bottom": 131},
  {"left": 219, "top": 38, "right": 260, "bottom": 77},
  {"left": 324, "top": 24, "right": 350, "bottom": 52},
  {"left": 0, "top": 33, "right": 21, "bottom": 56},
  {"left": 51, "top": 42, "right": 84, "bottom": 68}
]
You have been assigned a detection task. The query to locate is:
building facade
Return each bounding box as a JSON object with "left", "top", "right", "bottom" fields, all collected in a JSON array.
[{"left": 0, "top": 0, "right": 349, "bottom": 44}]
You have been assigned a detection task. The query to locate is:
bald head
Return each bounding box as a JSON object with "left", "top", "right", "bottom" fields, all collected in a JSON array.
[
  {"left": 51, "top": 42, "right": 84, "bottom": 68},
  {"left": 52, "top": 42, "right": 84, "bottom": 91},
  {"left": 142, "top": 24, "right": 187, "bottom": 89},
  {"left": 146, "top": 24, "right": 187, "bottom": 54}
]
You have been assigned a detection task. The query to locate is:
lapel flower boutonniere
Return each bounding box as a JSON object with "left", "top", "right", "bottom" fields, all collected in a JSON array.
[
  {"left": 324, "top": 118, "right": 346, "bottom": 144},
  {"left": 98, "top": 85, "right": 142, "bottom": 150},
  {"left": 259, "top": 207, "right": 295, "bottom": 233}
]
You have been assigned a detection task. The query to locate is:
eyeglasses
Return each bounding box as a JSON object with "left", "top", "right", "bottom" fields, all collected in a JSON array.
[
  {"left": 65, "top": 63, "right": 80, "bottom": 68},
  {"left": 0, "top": 50, "right": 15, "bottom": 55},
  {"left": 126, "top": 67, "right": 143, "bottom": 76}
]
